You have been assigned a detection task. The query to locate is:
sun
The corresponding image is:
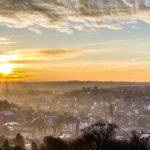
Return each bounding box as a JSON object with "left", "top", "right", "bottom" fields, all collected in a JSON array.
[{"left": 0, "top": 63, "right": 13, "bottom": 75}]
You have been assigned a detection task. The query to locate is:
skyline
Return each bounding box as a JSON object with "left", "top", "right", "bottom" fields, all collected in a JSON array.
[{"left": 0, "top": 0, "right": 150, "bottom": 81}]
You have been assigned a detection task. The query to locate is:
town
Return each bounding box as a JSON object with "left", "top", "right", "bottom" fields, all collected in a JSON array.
[{"left": 0, "top": 84, "right": 150, "bottom": 149}]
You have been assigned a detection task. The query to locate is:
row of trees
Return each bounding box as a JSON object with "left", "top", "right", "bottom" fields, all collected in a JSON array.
[
  {"left": 42, "top": 121, "right": 150, "bottom": 150},
  {"left": 2, "top": 133, "right": 38, "bottom": 150},
  {"left": 1, "top": 121, "right": 150, "bottom": 150},
  {"left": 2, "top": 133, "right": 25, "bottom": 150}
]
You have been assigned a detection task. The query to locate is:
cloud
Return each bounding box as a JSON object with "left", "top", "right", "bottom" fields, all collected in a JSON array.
[
  {"left": 127, "top": 69, "right": 150, "bottom": 72},
  {"left": 73, "top": 37, "right": 150, "bottom": 48},
  {"left": 0, "top": 72, "right": 33, "bottom": 80},
  {"left": 132, "top": 55, "right": 150, "bottom": 61},
  {"left": 12, "top": 48, "right": 117, "bottom": 57},
  {"left": 29, "top": 27, "right": 42, "bottom": 34},
  {"left": 1, "top": 48, "right": 117, "bottom": 65},
  {"left": 1, "top": 49, "right": 87, "bottom": 64},
  {"left": 54, "top": 26, "right": 73, "bottom": 34},
  {"left": 0, "top": 0, "right": 150, "bottom": 34},
  {"left": 74, "top": 25, "right": 85, "bottom": 31},
  {"left": 131, "top": 26, "right": 141, "bottom": 29},
  {"left": 13, "top": 49, "right": 86, "bottom": 59},
  {"left": 0, "top": 38, "right": 15, "bottom": 45},
  {"left": 89, "top": 49, "right": 118, "bottom": 53}
]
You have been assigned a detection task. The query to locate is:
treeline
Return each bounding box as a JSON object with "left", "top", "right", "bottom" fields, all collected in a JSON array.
[
  {"left": 41, "top": 121, "right": 150, "bottom": 150},
  {"left": 1, "top": 121, "right": 150, "bottom": 150},
  {"left": 1, "top": 133, "right": 25, "bottom": 150},
  {"left": 1, "top": 133, "right": 38, "bottom": 150}
]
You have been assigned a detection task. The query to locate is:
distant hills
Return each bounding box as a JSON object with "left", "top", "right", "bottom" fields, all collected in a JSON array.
[{"left": 0, "top": 81, "right": 150, "bottom": 92}]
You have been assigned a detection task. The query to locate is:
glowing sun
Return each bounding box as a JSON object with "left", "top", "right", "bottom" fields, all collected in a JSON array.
[{"left": 0, "top": 63, "right": 13, "bottom": 75}]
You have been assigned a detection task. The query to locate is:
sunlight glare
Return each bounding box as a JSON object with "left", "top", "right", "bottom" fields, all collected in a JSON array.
[{"left": 0, "top": 63, "right": 13, "bottom": 75}]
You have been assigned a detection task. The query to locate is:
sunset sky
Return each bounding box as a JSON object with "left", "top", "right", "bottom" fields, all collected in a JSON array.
[{"left": 0, "top": 0, "right": 150, "bottom": 81}]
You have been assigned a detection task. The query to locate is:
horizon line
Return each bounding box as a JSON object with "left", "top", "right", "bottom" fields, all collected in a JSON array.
[{"left": 0, "top": 80, "right": 150, "bottom": 83}]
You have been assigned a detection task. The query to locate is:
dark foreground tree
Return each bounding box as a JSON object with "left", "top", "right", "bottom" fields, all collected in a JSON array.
[
  {"left": 2, "top": 140, "right": 11, "bottom": 150},
  {"left": 13, "top": 133, "right": 25, "bottom": 149},
  {"left": 32, "top": 141, "right": 38, "bottom": 150},
  {"left": 68, "top": 137, "right": 86, "bottom": 150},
  {"left": 40, "top": 121, "right": 150, "bottom": 150},
  {"left": 131, "top": 131, "right": 150, "bottom": 150},
  {"left": 13, "top": 146, "right": 22, "bottom": 150},
  {"left": 81, "top": 121, "right": 118, "bottom": 150},
  {"left": 43, "top": 136, "right": 69, "bottom": 150}
]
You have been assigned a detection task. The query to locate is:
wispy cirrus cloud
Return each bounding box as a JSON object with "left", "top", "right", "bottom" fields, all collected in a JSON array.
[
  {"left": 131, "top": 26, "right": 141, "bottom": 29},
  {"left": 12, "top": 49, "right": 86, "bottom": 59},
  {"left": 0, "top": 0, "right": 150, "bottom": 34},
  {"left": 0, "top": 38, "right": 15, "bottom": 45},
  {"left": 132, "top": 55, "right": 150, "bottom": 61},
  {"left": 1, "top": 48, "right": 117, "bottom": 64},
  {"left": 0, "top": 49, "right": 86, "bottom": 64},
  {"left": 29, "top": 27, "right": 42, "bottom": 34},
  {"left": 73, "top": 37, "right": 150, "bottom": 48}
]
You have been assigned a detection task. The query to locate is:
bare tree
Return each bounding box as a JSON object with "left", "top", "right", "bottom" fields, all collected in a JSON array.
[
  {"left": 131, "top": 131, "right": 150, "bottom": 150},
  {"left": 81, "top": 121, "right": 118, "bottom": 150}
]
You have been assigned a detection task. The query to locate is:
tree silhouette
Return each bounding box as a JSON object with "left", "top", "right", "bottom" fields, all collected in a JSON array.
[
  {"left": 131, "top": 131, "right": 150, "bottom": 150},
  {"left": 39, "top": 121, "right": 150, "bottom": 150},
  {"left": 31, "top": 141, "right": 38, "bottom": 150},
  {"left": 82, "top": 121, "right": 117, "bottom": 150},
  {"left": 2, "top": 140, "right": 11, "bottom": 150},
  {"left": 43, "top": 136, "right": 69, "bottom": 150},
  {"left": 68, "top": 137, "right": 86, "bottom": 150},
  {"left": 13, "top": 146, "right": 22, "bottom": 150},
  {"left": 13, "top": 133, "right": 25, "bottom": 149}
]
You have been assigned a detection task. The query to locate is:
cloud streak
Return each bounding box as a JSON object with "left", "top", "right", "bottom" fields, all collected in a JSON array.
[
  {"left": 132, "top": 55, "right": 150, "bottom": 61},
  {"left": 0, "top": 0, "right": 150, "bottom": 33},
  {"left": 0, "top": 38, "right": 15, "bottom": 45},
  {"left": 0, "top": 48, "right": 117, "bottom": 65},
  {"left": 73, "top": 37, "right": 150, "bottom": 47},
  {"left": 13, "top": 49, "right": 86, "bottom": 59},
  {"left": 0, "top": 71, "right": 33, "bottom": 80},
  {"left": 0, "top": 49, "right": 86, "bottom": 64}
]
